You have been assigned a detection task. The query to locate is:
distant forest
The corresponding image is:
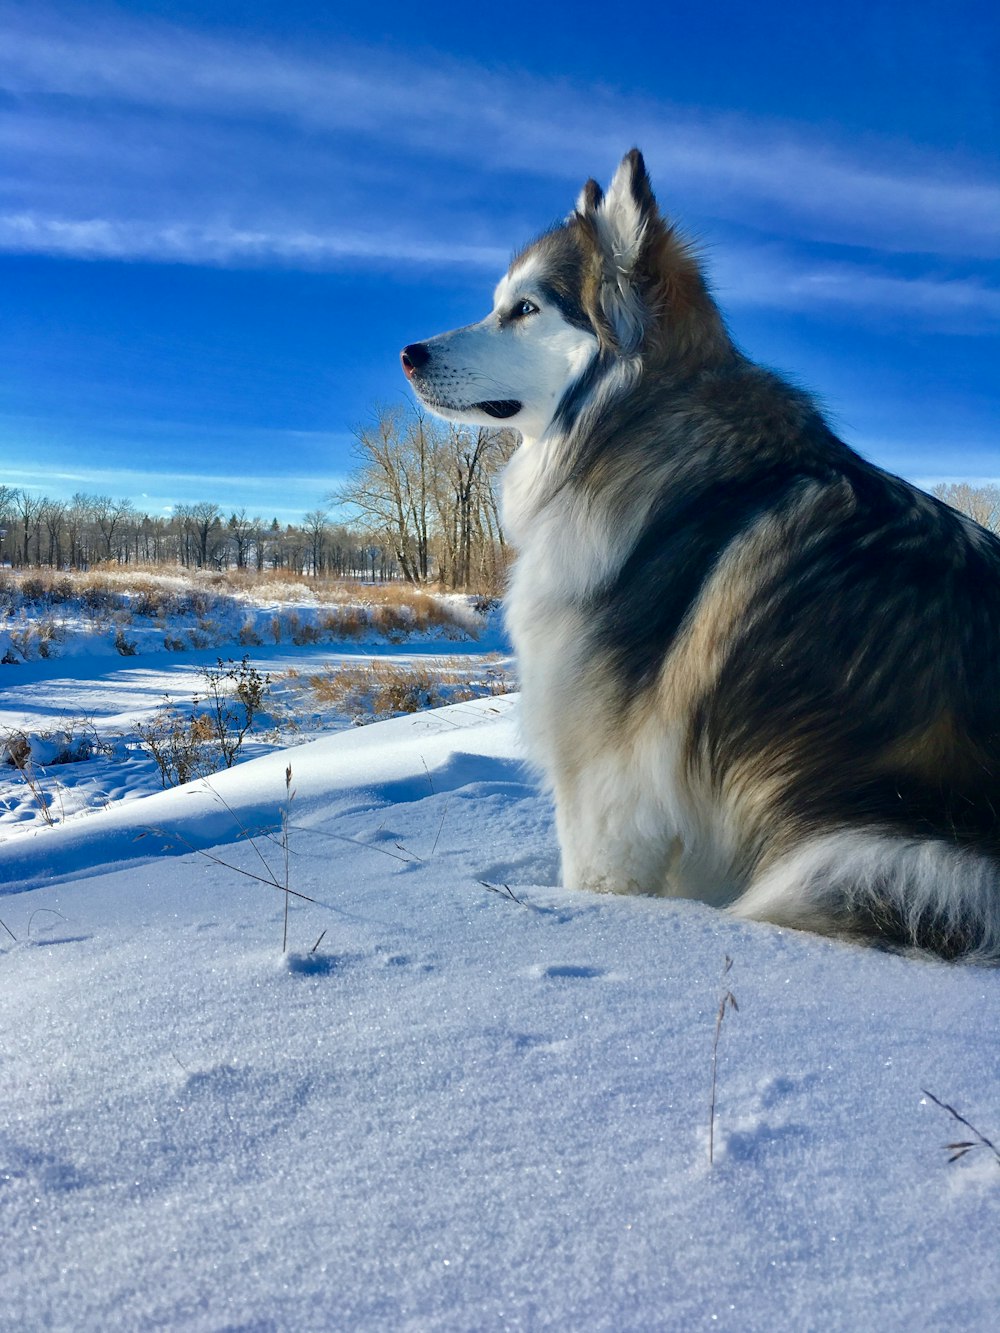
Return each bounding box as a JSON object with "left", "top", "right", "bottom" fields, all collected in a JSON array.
[
  {"left": 3, "top": 428, "right": 992, "bottom": 592},
  {"left": 0, "top": 404, "right": 517, "bottom": 592}
]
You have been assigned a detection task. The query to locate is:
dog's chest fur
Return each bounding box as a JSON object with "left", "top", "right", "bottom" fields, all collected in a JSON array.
[{"left": 501, "top": 433, "right": 642, "bottom": 765}]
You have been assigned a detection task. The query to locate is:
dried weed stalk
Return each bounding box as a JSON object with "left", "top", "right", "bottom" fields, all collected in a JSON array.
[
  {"left": 141, "top": 765, "right": 309, "bottom": 953},
  {"left": 709, "top": 955, "right": 739, "bottom": 1167},
  {"left": 922, "top": 1088, "right": 1000, "bottom": 1169}
]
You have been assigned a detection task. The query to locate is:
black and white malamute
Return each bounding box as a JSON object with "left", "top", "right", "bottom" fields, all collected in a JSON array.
[{"left": 402, "top": 149, "right": 1000, "bottom": 963}]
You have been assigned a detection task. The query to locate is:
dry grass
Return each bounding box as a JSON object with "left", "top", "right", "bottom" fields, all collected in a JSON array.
[
  {"left": 923, "top": 1089, "right": 1000, "bottom": 1169},
  {"left": 1, "top": 612, "right": 63, "bottom": 661},
  {"left": 708, "top": 956, "right": 739, "bottom": 1167},
  {"left": 0, "top": 566, "right": 485, "bottom": 649},
  {"left": 298, "top": 656, "right": 511, "bottom": 723}
]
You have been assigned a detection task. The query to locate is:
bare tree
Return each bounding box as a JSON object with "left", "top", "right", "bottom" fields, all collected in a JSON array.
[
  {"left": 0, "top": 485, "right": 15, "bottom": 567},
  {"left": 337, "top": 401, "right": 515, "bottom": 589},
  {"left": 302, "top": 508, "right": 330, "bottom": 576},
  {"left": 182, "top": 501, "right": 224, "bottom": 568},
  {"left": 433, "top": 424, "right": 517, "bottom": 588},
  {"left": 11, "top": 489, "right": 41, "bottom": 565},
  {"left": 227, "top": 508, "right": 257, "bottom": 569},
  {"left": 933, "top": 482, "right": 1000, "bottom": 533},
  {"left": 40, "top": 498, "right": 68, "bottom": 567},
  {"left": 91, "top": 495, "right": 137, "bottom": 562},
  {"left": 337, "top": 404, "right": 429, "bottom": 583}
]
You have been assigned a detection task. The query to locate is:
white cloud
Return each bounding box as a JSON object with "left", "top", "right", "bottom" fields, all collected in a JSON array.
[
  {"left": 1, "top": 2, "right": 998, "bottom": 311},
  {"left": 711, "top": 244, "right": 1000, "bottom": 325},
  {"left": 0, "top": 213, "right": 507, "bottom": 269}
]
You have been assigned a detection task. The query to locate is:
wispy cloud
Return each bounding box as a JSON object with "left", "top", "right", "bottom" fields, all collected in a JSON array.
[
  {"left": 2, "top": 2, "right": 998, "bottom": 321},
  {"left": 711, "top": 245, "right": 1000, "bottom": 327},
  {"left": 0, "top": 214, "right": 507, "bottom": 269}
]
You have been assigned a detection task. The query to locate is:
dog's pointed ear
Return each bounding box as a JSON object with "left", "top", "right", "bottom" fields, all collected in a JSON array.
[
  {"left": 576, "top": 149, "right": 730, "bottom": 365},
  {"left": 599, "top": 148, "right": 660, "bottom": 275},
  {"left": 575, "top": 178, "right": 604, "bottom": 216},
  {"left": 573, "top": 149, "right": 663, "bottom": 354}
]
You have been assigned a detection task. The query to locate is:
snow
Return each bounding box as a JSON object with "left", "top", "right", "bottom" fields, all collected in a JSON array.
[{"left": 1, "top": 642, "right": 999, "bottom": 1329}]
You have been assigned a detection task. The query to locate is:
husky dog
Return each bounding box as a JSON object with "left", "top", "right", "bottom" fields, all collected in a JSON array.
[{"left": 402, "top": 149, "right": 1000, "bottom": 963}]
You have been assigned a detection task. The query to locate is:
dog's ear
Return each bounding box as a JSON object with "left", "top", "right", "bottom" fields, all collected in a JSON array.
[
  {"left": 575, "top": 149, "right": 661, "bottom": 353},
  {"left": 574, "top": 178, "right": 604, "bottom": 215},
  {"left": 598, "top": 149, "right": 659, "bottom": 279},
  {"left": 576, "top": 149, "right": 730, "bottom": 365}
]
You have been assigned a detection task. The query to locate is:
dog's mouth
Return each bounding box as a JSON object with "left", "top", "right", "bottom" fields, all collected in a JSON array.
[{"left": 472, "top": 400, "right": 522, "bottom": 420}]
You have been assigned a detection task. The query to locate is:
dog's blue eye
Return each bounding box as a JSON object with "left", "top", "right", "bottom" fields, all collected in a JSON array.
[{"left": 512, "top": 300, "right": 538, "bottom": 319}]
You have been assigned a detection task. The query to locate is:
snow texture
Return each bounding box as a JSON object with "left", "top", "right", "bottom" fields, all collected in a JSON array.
[{"left": 1, "top": 684, "right": 998, "bottom": 1330}]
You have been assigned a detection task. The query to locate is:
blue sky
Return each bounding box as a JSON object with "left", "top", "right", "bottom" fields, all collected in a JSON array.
[{"left": 1, "top": 0, "right": 998, "bottom": 523}]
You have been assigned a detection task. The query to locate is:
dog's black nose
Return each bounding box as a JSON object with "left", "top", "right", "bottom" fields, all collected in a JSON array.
[{"left": 401, "top": 343, "right": 429, "bottom": 378}]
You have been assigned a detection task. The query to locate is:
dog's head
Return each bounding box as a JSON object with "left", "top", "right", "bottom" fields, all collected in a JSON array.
[{"left": 401, "top": 149, "right": 727, "bottom": 441}]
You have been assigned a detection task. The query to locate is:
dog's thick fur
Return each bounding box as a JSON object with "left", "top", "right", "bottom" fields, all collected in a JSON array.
[{"left": 402, "top": 149, "right": 1000, "bottom": 963}]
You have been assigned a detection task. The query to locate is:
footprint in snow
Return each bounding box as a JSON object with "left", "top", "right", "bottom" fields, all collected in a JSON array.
[{"left": 531, "top": 962, "right": 611, "bottom": 980}]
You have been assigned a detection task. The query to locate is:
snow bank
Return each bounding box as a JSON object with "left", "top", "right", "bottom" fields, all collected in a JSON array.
[{"left": 1, "top": 697, "right": 997, "bottom": 1330}]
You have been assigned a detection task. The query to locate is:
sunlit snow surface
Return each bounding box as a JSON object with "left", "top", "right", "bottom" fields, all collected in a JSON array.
[{"left": 1, "top": 689, "right": 998, "bottom": 1329}]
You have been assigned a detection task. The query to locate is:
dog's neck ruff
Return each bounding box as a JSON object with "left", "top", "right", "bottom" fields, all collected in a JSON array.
[{"left": 503, "top": 352, "right": 643, "bottom": 548}]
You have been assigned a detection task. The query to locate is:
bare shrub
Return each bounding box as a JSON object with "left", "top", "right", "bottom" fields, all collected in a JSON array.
[
  {"left": 135, "top": 656, "right": 271, "bottom": 787},
  {"left": 136, "top": 711, "right": 217, "bottom": 788},
  {"left": 4, "top": 614, "right": 61, "bottom": 661},
  {"left": 289, "top": 616, "right": 324, "bottom": 646},
  {"left": 319, "top": 607, "right": 367, "bottom": 639},
  {"left": 18, "top": 575, "right": 48, "bottom": 602},
  {"left": 238, "top": 619, "right": 264, "bottom": 647},
  {"left": 198, "top": 656, "right": 271, "bottom": 768},
  {"left": 114, "top": 626, "right": 138, "bottom": 656},
  {"left": 77, "top": 580, "right": 117, "bottom": 614}
]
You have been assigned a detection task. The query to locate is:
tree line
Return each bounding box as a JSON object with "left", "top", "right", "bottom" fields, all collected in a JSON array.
[
  {"left": 0, "top": 486, "right": 387, "bottom": 578},
  {"left": 931, "top": 482, "right": 1000, "bottom": 533},
  {"left": 0, "top": 403, "right": 516, "bottom": 589},
  {"left": 8, "top": 411, "right": 986, "bottom": 589}
]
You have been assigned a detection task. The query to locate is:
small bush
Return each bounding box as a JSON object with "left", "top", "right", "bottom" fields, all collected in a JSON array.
[
  {"left": 18, "top": 575, "right": 48, "bottom": 603},
  {"left": 136, "top": 711, "right": 218, "bottom": 788},
  {"left": 78, "top": 583, "right": 117, "bottom": 613},
  {"left": 135, "top": 656, "right": 271, "bottom": 786},
  {"left": 238, "top": 619, "right": 264, "bottom": 647},
  {"left": 4, "top": 614, "right": 61, "bottom": 661}
]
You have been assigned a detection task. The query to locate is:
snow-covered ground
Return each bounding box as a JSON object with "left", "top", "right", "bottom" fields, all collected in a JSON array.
[
  {"left": 0, "top": 574, "right": 508, "bottom": 836},
  {"left": 1, "top": 595, "right": 997, "bottom": 1330}
]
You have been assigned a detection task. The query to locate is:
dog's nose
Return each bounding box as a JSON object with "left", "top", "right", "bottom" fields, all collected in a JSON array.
[{"left": 401, "top": 343, "right": 429, "bottom": 378}]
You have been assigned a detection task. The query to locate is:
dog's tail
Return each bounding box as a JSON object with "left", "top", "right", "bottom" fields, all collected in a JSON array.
[{"left": 732, "top": 829, "right": 1000, "bottom": 963}]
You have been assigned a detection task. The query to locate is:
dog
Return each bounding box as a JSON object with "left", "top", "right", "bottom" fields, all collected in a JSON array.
[{"left": 402, "top": 149, "right": 1000, "bottom": 963}]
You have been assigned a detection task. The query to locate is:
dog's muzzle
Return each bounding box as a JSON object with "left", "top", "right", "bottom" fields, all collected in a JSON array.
[{"left": 400, "top": 341, "right": 521, "bottom": 419}]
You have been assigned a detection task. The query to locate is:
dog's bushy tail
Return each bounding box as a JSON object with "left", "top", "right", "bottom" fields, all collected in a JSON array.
[{"left": 733, "top": 830, "right": 1000, "bottom": 963}]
